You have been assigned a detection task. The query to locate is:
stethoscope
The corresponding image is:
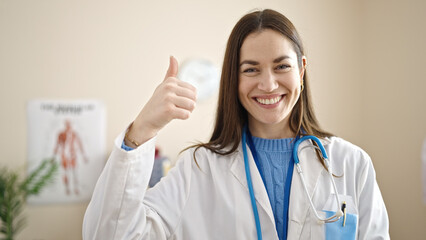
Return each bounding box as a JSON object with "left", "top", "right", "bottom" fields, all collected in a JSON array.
[{"left": 242, "top": 128, "right": 343, "bottom": 240}]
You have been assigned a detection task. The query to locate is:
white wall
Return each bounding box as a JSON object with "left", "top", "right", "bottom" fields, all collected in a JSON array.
[{"left": 0, "top": 0, "right": 424, "bottom": 239}]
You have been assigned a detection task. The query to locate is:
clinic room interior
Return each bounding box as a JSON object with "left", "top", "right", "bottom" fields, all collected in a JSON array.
[{"left": 1, "top": 0, "right": 426, "bottom": 239}]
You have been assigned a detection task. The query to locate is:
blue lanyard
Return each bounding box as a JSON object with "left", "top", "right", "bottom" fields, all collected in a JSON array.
[
  {"left": 242, "top": 127, "right": 263, "bottom": 240},
  {"left": 242, "top": 126, "right": 298, "bottom": 240},
  {"left": 245, "top": 128, "right": 267, "bottom": 185}
]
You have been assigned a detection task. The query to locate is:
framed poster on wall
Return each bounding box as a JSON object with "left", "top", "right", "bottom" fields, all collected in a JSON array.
[{"left": 27, "top": 99, "right": 106, "bottom": 204}]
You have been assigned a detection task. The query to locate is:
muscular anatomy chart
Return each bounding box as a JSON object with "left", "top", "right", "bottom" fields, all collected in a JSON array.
[
  {"left": 27, "top": 100, "right": 105, "bottom": 204},
  {"left": 53, "top": 120, "right": 88, "bottom": 195}
]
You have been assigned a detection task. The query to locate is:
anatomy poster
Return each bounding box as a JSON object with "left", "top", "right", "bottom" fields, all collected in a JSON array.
[{"left": 27, "top": 100, "right": 106, "bottom": 204}]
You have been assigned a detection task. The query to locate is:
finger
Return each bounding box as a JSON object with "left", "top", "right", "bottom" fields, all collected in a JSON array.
[
  {"left": 176, "top": 80, "right": 197, "bottom": 93},
  {"left": 174, "top": 85, "right": 197, "bottom": 101},
  {"left": 172, "top": 107, "right": 192, "bottom": 120},
  {"left": 173, "top": 96, "right": 196, "bottom": 112},
  {"left": 164, "top": 56, "right": 178, "bottom": 80}
]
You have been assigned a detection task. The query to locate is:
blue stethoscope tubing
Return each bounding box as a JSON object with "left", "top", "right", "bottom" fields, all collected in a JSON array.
[
  {"left": 242, "top": 129, "right": 343, "bottom": 240},
  {"left": 292, "top": 135, "right": 343, "bottom": 223},
  {"left": 242, "top": 129, "right": 263, "bottom": 240}
]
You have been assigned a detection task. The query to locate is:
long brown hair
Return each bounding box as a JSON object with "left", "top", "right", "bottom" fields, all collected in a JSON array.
[{"left": 191, "top": 9, "right": 332, "bottom": 160}]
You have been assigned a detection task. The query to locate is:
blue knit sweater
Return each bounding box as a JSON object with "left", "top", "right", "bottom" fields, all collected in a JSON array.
[{"left": 248, "top": 135, "right": 295, "bottom": 240}]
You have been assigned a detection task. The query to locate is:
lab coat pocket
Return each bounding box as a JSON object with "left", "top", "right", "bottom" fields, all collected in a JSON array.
[
  {"left": 322, "top": 194, "right": 358, "bottom": 240},
  {"left": 323, "top": 210, "right": 357, "bottom": 240}
]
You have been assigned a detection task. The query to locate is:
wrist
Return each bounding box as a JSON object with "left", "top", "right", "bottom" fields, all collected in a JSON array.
[{"left": 125, "top": 121, "right": 158, "bottom": 148}]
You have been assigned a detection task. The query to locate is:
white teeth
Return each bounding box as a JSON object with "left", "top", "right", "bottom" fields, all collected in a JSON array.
[{"left": 256, "top": 96, "right": 282, "bottom": 105}]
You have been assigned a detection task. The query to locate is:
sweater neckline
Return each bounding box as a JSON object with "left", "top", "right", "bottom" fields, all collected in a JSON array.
[{"left": 251, "top": 136, "right": 295, "bottom": 152}]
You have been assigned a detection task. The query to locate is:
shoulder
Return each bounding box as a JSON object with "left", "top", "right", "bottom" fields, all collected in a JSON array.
[
  {"left": 323, "top": 136, "right": 372, "bottom": 171},
  {"left": 324, "top": 137, "right": 379, "bottom": 193},
  {"left": 325, "top": 137, "right": 370, "bottom": 159}
]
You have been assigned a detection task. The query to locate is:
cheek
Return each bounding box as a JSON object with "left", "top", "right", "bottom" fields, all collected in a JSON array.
[
  {"left": 285, "top": 72, "right": 302, "bottom": 91},
  {"left": 238, "top": 77, "right": 251, "bottom": 97}
]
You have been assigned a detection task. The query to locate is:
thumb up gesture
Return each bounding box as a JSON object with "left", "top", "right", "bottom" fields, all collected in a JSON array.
[{"left": 125, "top": 56, "right": 197, "bottom": 147}]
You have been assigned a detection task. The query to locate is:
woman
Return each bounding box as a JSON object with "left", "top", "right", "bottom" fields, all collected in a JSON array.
[{"left": 83, "top": 9, "right": 389, "bottom": 240}]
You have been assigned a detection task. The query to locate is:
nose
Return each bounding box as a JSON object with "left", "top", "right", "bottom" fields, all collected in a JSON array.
[{"left": 258, "top": 70, "right": 279, "bottom": 92}]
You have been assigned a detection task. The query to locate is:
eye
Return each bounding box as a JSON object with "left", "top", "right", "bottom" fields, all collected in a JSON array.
[
  {"left": 242, "top": 68, "right": 258, "bottom": 73},
  {"left": 275, "top": 64, "right": 291, "bottom": 71}
]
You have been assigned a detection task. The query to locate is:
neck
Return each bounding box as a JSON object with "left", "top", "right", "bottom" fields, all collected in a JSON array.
[{"left": 248, "top": 121, "right": 295, "bottom": 139}]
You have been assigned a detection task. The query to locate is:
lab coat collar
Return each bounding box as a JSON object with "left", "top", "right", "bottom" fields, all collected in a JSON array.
[
  {"left": 287, "top": 137, "right": 330, "bottom": 239},
  {"left": 230, "top": 142, "right": 277, "bottom": 236}
]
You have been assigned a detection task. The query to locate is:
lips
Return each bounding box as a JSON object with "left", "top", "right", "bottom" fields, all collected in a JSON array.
[{"left": 255, "top": 95, "right": 283, "bottom": 105}]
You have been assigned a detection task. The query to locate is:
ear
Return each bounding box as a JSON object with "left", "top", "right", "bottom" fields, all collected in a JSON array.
[{"left": 300, "top": 56, "right": 307, "bottom": 80}]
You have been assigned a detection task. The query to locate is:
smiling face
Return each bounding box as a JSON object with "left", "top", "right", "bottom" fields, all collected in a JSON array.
[{"left": 238, "top": 29, "right": 306, "bottom": 138}]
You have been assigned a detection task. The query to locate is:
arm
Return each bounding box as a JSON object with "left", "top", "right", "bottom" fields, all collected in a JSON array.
[
  {"left": 83, "top": 56, "right": 197, "bottom": 239},
  {"left": 83, "top": 131, "right": 193, "bottom": 239},
  {"left": 357, "top": 153, "right": 390, "bottom": 240},
  {"left": 83, "top": 132, "right": 159, "bottom": 239}
]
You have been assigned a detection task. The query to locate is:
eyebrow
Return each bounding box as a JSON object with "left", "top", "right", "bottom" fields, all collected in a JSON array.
[{"left": 239, "top": 55, "right": 291, "bottom": 67}]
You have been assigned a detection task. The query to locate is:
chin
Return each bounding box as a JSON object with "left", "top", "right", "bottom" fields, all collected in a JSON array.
[{"left": 253, "top": 116, "right": 287, "bottom": 126}]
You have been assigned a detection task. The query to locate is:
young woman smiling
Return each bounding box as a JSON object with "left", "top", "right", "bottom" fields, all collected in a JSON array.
[{"left": 83, "top": 9, "right": 389, "bottom": 240}]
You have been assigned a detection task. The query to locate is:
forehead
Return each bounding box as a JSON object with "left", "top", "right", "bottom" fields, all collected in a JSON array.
[{"left": 240, "top": 29, "right": 297, "bottom": 61}]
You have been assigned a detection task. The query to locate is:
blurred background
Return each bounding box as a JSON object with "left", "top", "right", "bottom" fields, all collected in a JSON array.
[{"left": 1, "top": 0, "right": 425, "bottom": 239}]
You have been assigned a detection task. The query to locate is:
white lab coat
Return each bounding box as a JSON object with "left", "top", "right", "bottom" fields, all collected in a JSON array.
[{"left": 83, "top": 130, "right": 389, "bottom": 240}]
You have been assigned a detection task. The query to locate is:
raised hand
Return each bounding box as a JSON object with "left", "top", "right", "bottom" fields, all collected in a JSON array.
[{"left": 125, "top": 56, "right": 197, "bottom": 147}]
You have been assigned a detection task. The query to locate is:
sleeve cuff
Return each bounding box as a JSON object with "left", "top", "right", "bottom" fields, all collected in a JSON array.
[
  {"left": 121, "top": 140, "right": 135, "bottom": 151},
  {"left": 114, "top": 126, "right": 157, "bottom": 155}
]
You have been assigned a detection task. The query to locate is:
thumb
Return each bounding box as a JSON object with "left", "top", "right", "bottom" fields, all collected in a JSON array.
[{"left": 164, "top": 56, "right": 178, "bottom": 80}]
